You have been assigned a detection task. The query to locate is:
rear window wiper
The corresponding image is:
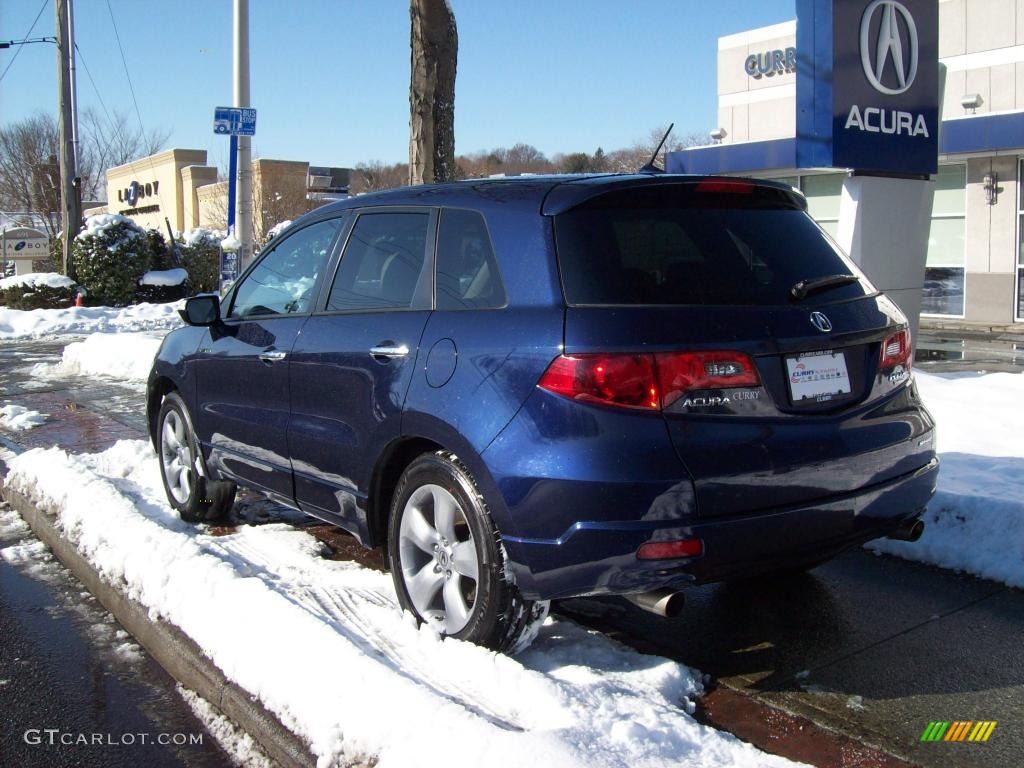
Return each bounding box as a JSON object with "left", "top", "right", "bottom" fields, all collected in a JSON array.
[{"left": 790, "top": 274, "right": 860, "bottom": 302}]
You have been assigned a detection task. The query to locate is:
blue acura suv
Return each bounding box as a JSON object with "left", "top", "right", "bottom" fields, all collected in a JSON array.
[{"left": 148, "top": 174, "right": 938, "bottom": 652}]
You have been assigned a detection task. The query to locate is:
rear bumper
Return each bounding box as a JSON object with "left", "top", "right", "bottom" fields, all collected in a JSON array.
[{"left": 502, "top": 457, "right": 938, "bottom": 600}]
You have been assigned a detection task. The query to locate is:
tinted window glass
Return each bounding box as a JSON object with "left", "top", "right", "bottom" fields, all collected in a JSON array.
[
  {"left": 327, "top": 212, "right": 428, "bottom": 311},
  {"left": 229, "top": 218, "right": 340, "bottom": 318},
  {"left": 436, "top": 209, "right": 506, "bottom": 310},
  {"left": 554, "top": 186, "right": 871, "bottom": 306}
]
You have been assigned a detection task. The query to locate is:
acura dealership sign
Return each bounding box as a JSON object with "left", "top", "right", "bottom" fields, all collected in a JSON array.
[{"left": 796, "top": 0, "right": 939, "bottom": 175}]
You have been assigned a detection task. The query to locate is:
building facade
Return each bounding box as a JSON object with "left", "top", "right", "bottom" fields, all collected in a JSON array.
[
  {"left": 673, "top": 0, "right": 1024, "bottom": 327},
  {"left": 94, "top": 150, "right": 352, "bottom": 245}
]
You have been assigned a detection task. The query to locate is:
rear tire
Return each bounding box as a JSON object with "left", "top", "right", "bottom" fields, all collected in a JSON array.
[
  {"left": 387, "top": 452, "right": 548, "bottom": 653},
  {"left": 157, "top": 392, "right": 235, "bottom": 524}
]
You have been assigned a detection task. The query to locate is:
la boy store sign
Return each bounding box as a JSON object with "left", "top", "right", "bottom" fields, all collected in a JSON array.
[{"left": 796, "top": 0, "right": 939, "bottom": 176}]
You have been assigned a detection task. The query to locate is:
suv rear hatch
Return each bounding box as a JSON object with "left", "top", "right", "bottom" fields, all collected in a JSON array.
[{"left": 548, "top": 178, "right": 934, "bottom": 518}]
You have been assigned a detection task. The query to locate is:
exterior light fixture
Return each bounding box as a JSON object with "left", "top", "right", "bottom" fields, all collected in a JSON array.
[
  {"left": 983, "top": 172, "right": 998, "bottom": 205},
  {"left": 709, "top": 127, "right": 727, "bottom": 144},
  {"left": 960, "top": 93, "right": 983, "bottom": 112}
]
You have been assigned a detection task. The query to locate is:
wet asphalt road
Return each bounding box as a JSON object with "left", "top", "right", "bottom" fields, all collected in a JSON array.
[
  {"left": 0, "top": 504, "right": 234, "bottom": 768},
  {"left": 1, "top": 332, "right": 1022, "bottom": 768}
]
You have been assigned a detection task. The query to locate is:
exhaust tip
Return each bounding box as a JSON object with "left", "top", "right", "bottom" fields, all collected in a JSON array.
[
  {"left": 887, "top": 519, "right": 925, "bottom": 542},
  {"left": 624, "top": 588, "right": 686, "bottom": 618}
]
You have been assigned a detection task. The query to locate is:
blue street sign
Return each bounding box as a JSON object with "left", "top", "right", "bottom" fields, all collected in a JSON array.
[{"left": 213, "top": 106, "right": 257, "bottom": 136}]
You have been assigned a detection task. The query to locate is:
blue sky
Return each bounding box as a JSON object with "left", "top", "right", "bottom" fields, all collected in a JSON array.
[{"left": 1, "top": 1, "right": 795, "bottom": 170}]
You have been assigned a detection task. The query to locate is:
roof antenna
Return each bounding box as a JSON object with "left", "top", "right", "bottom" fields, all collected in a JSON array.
[{"left": 638, "top": 123, "right": 674, "bottom": 174}]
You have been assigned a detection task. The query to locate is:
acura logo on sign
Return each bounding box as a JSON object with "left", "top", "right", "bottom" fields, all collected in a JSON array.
[
  {"left": 810, "top": 312, "right": 833, "bottom": 333},
  {"left": 860, "top": 0, "right": 919, "bottom": 95}
]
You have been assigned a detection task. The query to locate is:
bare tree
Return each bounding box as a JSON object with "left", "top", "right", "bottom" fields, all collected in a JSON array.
[
  {"left": 409, "top": 0, "right": 457, "bottom": 185},
  {"left": 0, "top": 110, "right": 170, "bottom": 236},
  {"left": 352, "top": 160, "right": 410, "bottom": 193},
  {"left": 0, "top": 114, "right": 61, "bottom": 236},
  {"left": 78, "top": 107, "right": 170, "bottom": 201}
]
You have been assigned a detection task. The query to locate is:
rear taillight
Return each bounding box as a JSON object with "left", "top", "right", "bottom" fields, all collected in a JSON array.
[
  {"left": 537, "top": 354, "right": 659, "bottom": 410},
  {"left": 880, "top": 328, "right": 912, "bottom": 370},
  {"left": 656, "top": 351, "right": 760, "bottom": 407},
  {"left": 537, "top": 351, "right": 761, "bottom": 410}
]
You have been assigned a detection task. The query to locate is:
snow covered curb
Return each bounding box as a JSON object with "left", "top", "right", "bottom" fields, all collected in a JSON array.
[{"left": 1, "top": 441, "right": 798, "bottom": 768}]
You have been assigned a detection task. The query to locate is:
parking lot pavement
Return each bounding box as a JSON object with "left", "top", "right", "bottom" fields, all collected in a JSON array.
[
  {"left": 559, "top": 553, "right": 1023, "bottom": 768},
  {"left": 916, "top": 329, "right": 1024, "bottom": 372},
  {"left": 2, "top": 336, "right": 1022, "bottom": 768}
]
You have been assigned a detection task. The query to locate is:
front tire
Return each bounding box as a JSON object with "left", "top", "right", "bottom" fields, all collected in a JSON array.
[
  {"left": 157, "top": 392, "right": 235, "bottom": 523},
  {"left": 387, "top": 452, "right": 548, "bottom": 653}
]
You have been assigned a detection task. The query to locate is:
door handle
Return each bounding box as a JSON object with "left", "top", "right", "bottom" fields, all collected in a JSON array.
[
  {"left": 259, "top": 350, "right": 287, "bottom": 363},
  {"left": 369, "top": 344, "right": 409, "bottom": 359}
]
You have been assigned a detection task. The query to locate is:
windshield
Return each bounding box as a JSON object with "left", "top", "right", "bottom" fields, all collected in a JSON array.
[{"left": 553, "top": 185, "right": 873, "bottom": 307}]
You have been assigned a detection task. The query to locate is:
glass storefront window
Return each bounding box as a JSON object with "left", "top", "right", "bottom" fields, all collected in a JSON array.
[{"left": 922, "top": 164, "right": 966, "bottom": 317}]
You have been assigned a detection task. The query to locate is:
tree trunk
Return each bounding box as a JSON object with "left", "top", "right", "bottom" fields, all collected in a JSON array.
[{"left": 409, "top": 0, "right": 457, "bottom": 185}]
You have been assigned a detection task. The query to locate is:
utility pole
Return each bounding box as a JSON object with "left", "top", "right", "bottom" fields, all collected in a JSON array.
[
  {"left": 233, "top": 0, "right": 253, "bottom": 268},
  {"left": 55, "top": 0, "right": 81, "bottom": 278}
]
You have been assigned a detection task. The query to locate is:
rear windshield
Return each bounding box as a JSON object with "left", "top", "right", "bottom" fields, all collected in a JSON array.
[{"left": 553, "top": 185, "right": 872, "bottom": 306}]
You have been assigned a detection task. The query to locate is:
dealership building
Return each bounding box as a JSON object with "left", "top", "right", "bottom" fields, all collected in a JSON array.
[{"left": 670, "top": 0, "right": 1024, "bottom": 328}]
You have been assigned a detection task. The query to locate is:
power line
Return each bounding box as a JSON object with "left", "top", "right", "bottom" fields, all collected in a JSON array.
[
  {"left": 103, "top": 0, "right": 169, "bottom": 227},
  {"left": 0, "top": 0, "right": 49, "bottom": 84},
  {"left": 74, "top": 42, "right": 131, "bottom": 157}
]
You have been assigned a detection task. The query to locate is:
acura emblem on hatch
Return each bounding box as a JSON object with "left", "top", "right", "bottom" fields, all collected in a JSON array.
[
  {"left": 810, "top": 312, "right": 833, "bottom": 333},
  {"left": 860, "top": 0, "right": 918, "bottom": 96}
]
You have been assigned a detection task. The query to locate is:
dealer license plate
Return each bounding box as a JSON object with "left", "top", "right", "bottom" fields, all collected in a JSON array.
[{"left": 786, "top": 350, "right": 851, "bottom": 402}]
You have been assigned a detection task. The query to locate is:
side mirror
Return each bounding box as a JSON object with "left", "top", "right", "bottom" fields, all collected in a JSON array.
[{"left": 180, "top": 295, "right": 221, "bottom": 327}]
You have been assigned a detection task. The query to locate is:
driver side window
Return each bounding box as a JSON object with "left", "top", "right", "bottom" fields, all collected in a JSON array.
[{"left": 229, "top": 218, "right": 342, "bottom": 318}]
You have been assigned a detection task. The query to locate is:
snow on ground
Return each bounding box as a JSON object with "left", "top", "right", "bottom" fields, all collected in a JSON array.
[
  {"left": 4, "top": 441, "right": 798, "bottom": 768},
  {"left": 140, "top": 268, "right": 188, "bottom": 287},
  {"left": 0, "top": 272, "right": 76, "bottom": 290},
  {"left": 32, "top": 332, "right": 165, "bottom": 382},
  {"left": 867, "top": 371, "right": 1024, "bottom": 588},
  {"left": 0, "top": 301, "right": 183, "bottom": 340},
  {"left": 0, "top": 403, "right": 47, "bottom": 430}
]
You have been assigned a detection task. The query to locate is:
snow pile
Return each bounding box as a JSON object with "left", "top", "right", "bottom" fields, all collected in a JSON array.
[
  {"left": 4, "top": 440, "right": 796, "bottom": 768},
  {"left": 184, "top": 228, "right": 226, "bottom": 247},
  {"left": 140, "top": 268, "right": 188, "bottom": 287},
  {"left": 0, "top": 403, "right": 47, "bottom": 431},
  {"left": 76, "top": 213, "right": 144, "bottom": 241},
  {"left": 0, "top": 301, "right": 183, "bottom": 340},
  {"left": 0, "top": 272, "right": 75, "bottom": 291},
  {"left": 221, "top": 234, "right": 241, "bottom": 251},
  {"left": 867, "top": 372, "right": 1024, "bottom": 588},
  {"left": 32, "top": 332, "right": 165, "bottom": 382}
]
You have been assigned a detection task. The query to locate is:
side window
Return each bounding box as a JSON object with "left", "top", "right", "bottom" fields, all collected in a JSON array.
[
  {"left": 229, "top": 218, "right": 341, "bottom": 318},
  {"left": 436, "top": 209, "right": 506, "bottom": 310},
  {"left": 326, "top": 212, "right": 429, "bottom": 311}
]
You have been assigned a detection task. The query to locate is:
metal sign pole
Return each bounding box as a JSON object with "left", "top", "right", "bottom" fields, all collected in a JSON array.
[{"left": 227, "top": 134, "right": 238, "bottom": 236}]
